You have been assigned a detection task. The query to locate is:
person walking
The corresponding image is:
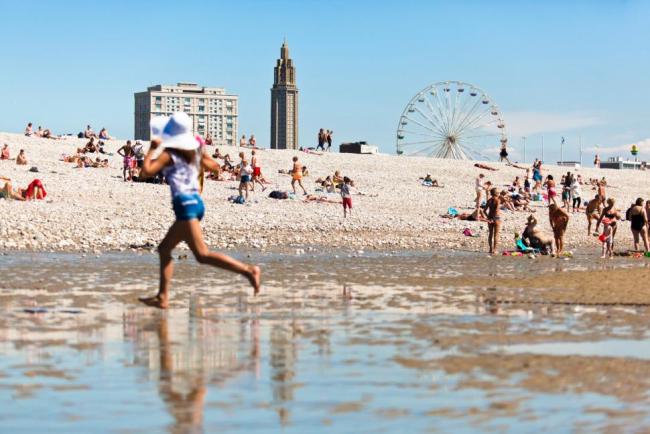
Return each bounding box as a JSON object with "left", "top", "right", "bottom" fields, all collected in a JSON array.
[
  {"left": 291, "top": 156, "right": 307, "bottom": 195},
  {"left": 326, "top": 130, "right": 333, "bottom": 152},
  {"left": 250, "top": 149, "right": 265, "bottom": 192},
  {"left": 316, "top": 129, "right": 325, "bottom": 151}
]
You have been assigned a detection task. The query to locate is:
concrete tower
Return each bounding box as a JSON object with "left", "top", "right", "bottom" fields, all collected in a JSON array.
[{"left": 270, "top": 40, "right": 299, "bottom": 149}]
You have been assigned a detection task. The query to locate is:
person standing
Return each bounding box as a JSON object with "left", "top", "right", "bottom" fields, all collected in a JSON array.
[
  {"left": 250, "top": 149, "right": 265, "bottom": 192},
  {"left": 239, "top": 158, "right": 253, "bottom": 201},
  {"left": 291, "top": 156, "right": 307, "bottom": 195},
  {"left": 628, "top": 198, "right": 649, "bottom": 252},
  {"left": 544, "top": 175, "right": 558, "bottom": 206},
  {"left": 249, "top": 135, "right": 256, "bottom": 148},
  {"left": 594, "top": 154, "right": 601, "bottom": 168},
  {"left": 341, "top": 176, "right": 352, "bottom": 217},
  {"left": 239, "top": 135, "right": 247, "bottom": 148},
  {"left": 549, "top": 204, "right": 570, "bottom": 255},
  {"left": 474, "top": 173, "right": 485, "bottom": 209},
  {"left": 316, "top": 129, "right": 325, "bottom": 151},
  {"left": 570, "top": 176, "right": 582, "bottom": 212},
  {"left": 486, "top": 188, "right": 501, "bottom": 255},
  {"left": 117, "top": 140, "right": 135, "bottom": 182},
  {"left": 326, "top": 130, "right": 333, "bottom": 152}
]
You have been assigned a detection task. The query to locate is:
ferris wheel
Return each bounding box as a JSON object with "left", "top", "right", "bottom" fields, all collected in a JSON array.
[{"left": 396, "top": 81, "right": 507, "bottom": 160}]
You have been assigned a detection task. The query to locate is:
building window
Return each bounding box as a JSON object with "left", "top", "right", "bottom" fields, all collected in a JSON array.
[{"left": 198, "top": 105, "right": 204, "bottom": 112}]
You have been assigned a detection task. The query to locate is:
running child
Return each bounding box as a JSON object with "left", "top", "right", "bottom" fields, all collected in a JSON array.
[{"left": 138, "top": 113, "right": 260, "bottom": 309}]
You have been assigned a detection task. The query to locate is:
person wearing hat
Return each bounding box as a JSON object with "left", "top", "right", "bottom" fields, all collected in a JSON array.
[{"left": 138, "top": 112, "right": 261, "bottom": 309}]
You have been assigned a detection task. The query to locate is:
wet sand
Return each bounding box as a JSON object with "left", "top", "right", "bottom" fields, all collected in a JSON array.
[{"left": 1, "top": 251, "right": 650, "bottom": 432}]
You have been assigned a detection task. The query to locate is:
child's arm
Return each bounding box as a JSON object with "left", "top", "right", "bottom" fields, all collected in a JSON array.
[
  {"left": 200, "top": 151, "right": 221, "bottom": 174},
  {"left": 116, "top": 146, "right": 125, "bottom": 157},
  {"left": 141, "top": 141, "right": 170, "bottom": 178}
]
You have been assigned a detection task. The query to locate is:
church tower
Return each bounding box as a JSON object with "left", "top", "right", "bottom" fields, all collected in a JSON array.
[{"left": 270, "top": 41, "right": 299, "bottom": 149}]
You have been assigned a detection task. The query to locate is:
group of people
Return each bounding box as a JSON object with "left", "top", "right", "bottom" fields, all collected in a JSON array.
[
  {"left": 464, "top": 157, "right": 650, "bottom": 257},
  {"left": 316, "top": 129, "right": 333, "bottom": 152},
  {"left": 1, "top": 144, "right": 29, "bottom": 165},
  {"left": 81, "top": 125, "right": 112, "bottom": 140},
  {"left": 24, "top": 122, "right": 57, "bottom": 139}
]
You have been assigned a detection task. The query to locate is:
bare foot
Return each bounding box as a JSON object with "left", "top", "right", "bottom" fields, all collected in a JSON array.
[
  {"left": 138, "top": 295, "right": 169, "bottom": 309},
  {"left": 247, "top": 266, "right": 261, "bottom": 296}
]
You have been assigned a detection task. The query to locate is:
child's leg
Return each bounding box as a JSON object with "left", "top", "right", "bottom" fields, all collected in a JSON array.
[
  {"left": 139, "top": 221, "right": 185, "bottom": 308},
  {"left": 183, "top": 219, "right": 261, "bottom": 295},
  {"left": 291, "top": 179, "right": 296, "bottom": 194},
  {"left": 299, "top": 180, "right": 307, "bottom": 194}
]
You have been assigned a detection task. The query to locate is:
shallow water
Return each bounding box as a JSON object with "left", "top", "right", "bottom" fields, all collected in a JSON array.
[{"left": 1, "top": 251, "right": 650, "bottom": 432}]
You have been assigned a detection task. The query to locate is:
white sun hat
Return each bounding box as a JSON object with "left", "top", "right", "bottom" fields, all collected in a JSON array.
[
  {"left": 149, "top": 115, "right": 168, "bottom": 139},
  {"left": 160, "top": 112, "right": 199, "bottom": 150}
]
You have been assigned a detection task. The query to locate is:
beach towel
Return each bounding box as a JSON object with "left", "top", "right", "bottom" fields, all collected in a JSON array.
[{"left": 448, "top": 207, "right": 458, "bottom": 217}]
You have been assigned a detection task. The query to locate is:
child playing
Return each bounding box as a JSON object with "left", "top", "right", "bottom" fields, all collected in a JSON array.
[
  {"left": 600, "top": 219, "right": 614, "bottom": 259},
  {"left": 341, "top": 176, "right": 352, "bottom": 217},
  {"left": 138, "top": 113, "right": 260, "bottom": 309}
]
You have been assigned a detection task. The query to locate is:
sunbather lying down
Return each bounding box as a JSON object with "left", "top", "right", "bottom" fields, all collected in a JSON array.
[
  {"left": 0, "top": 177, "right": 47, "bottom": 201},
  {"left": 441, "top": 208, "right": 487, "bottom": 221},
  {"left": 474, "top": 163, "right": 498, "bottom": 171},
  {"left": 304, "top": 194, "right": 341, "bottom": 204}
]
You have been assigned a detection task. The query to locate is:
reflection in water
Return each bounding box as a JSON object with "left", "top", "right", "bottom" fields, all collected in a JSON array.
[
  {"left": 270, "top": 321, "right": 299, "bottom": 426},
  {"left": 123, "top": 298, "right": 262, "bottom": 433}
]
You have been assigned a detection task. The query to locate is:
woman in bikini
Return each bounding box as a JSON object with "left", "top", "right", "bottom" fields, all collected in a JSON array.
[
  {"left": 596, "top": 197, "right": 621, "bottom": 252},
  {"left": 544, "top": 174, "right": 558, "bottom": 206},
  {"left": 628, "top": 198, "right": 649, "bottom": 252},
  {"left": 137, "top": 113, "right": 260, "bottom": 309}
]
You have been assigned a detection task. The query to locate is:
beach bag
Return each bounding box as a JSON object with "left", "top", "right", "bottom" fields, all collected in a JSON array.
[
  {"left": 77, "top": 132, "right": 84, "bottom": 138},
  {"left": 234, "top": 196, "right": 245, "bottom": 204},
  {"left": 269, "top": 190, "right": 288, "bottom": 200}
]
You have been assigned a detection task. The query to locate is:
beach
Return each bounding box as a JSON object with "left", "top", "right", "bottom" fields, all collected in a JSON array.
[{"left": 1, "top": 132, "right": 649, "bottom": 254}]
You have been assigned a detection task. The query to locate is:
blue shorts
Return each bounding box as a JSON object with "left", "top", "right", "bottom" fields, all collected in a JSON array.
[
  {"left": 172, "top": 193, "right": 205, "bottom": 221},
  {"left": 240, "top": 175, "right": 251, "bottom": 183}
]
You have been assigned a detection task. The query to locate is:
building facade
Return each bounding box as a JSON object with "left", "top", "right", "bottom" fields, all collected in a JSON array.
[
  {"left": 134, "top": 83, "right": 238, "bottom": 145},
  {"left": 270, "top": 41, "right": 299, "bottom": 149}
]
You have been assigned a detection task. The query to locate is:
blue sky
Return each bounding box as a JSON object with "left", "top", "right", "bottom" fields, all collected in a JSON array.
[{"left": 1, "top": 0, "right": 649, "bottom": 162}]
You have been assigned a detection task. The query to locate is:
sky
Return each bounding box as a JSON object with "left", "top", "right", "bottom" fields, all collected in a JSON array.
[{"left": 1, "top": 0, "right": 649, "bottom": 163}]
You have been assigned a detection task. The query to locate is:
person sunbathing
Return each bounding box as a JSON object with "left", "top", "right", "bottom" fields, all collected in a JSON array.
[
  {"left": 332, "top": 170, "right": 344, "bottom": 185},
  {"left": 98, "top": 128, "right": 112, "bottom": 140},
  {"left": 1, "top": 144, "right": 9, "bottom": 160},
  {"left": 442, "top": 208, "right": 488, "bottom": 221},
  {"left": 499, "top": 191, "right": 516, "bottom": 211},
  {"left": 304, "top": 194, "right": 342, "bottom": 204},
  {"left": 0, "top": 176, "right": 25, "bottom": 200},
  {"left": 421, "top": 174, "right": 441, "bottom": 187},
  {"left": 0, "top": 176, "right": 46, "bottom": 200},
  {"left": 16, "top": 149, "right": 28, "bottom": 165},
  {"left": 521, "top": 215, "right": 553, "bottom": 254},
  {"left": 474, "top": 163, "right": 498, "bottom": 171}
]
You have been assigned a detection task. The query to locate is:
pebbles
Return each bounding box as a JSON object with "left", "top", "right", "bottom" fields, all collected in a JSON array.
[{"left": 1, "top": 132, "right": 650, "bottom": 254}]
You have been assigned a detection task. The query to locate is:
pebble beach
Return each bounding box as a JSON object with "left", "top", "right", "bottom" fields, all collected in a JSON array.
[{"left": 1, "top": 132, "right": 649, "bottom": 254}]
